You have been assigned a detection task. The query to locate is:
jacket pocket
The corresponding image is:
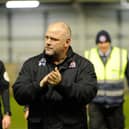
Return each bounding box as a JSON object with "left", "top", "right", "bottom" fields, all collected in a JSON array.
[{"left": 28, "top": 118, "right": 42, "bottom": 129}]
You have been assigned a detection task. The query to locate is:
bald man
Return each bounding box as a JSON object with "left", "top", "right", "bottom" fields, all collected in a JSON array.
[{"left": 13, "top": 22, "right": 97, "bottom": 129}]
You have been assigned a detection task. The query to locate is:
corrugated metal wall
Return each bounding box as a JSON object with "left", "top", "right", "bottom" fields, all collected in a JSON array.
[{"left": 0, "top": 4, "right": 129, "bottom": 63}]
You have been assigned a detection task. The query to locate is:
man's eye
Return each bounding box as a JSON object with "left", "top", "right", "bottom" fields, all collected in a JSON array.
[
  {"left": 45, "top": 36, "right": 59, "bottom": 41},
  {"left": 45, "top": 36, "right": 48, "bottom": 40},
  {"left": 51, "top": 38, "right": 58, "bottom": 41}
]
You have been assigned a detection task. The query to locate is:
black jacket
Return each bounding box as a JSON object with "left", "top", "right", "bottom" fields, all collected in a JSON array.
[
  {"left": 0, "top": 60, "right": 11, "bottom": 117},
  {"left": 13, "top": 47, "right": 97, "bottom": 129}
]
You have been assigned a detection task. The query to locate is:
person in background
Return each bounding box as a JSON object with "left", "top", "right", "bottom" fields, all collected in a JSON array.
[
  {"left": 12, "top": 21, "right": 97, "bottom": 129},
  {"left": 0, "top": 60, "right": 11, "bottom": 129},
  {"left": 84, "top": 30, "right": 129, "bottom": 129}
]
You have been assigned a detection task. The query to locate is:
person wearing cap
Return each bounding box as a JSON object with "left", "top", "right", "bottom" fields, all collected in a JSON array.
[{"left": 84, "top": 30, "right": 129, "bottom": 129}]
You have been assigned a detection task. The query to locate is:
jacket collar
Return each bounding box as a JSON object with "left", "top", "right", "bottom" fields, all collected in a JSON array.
[{"left": 42, "top": 46, "right": 74, "bottom": 63}]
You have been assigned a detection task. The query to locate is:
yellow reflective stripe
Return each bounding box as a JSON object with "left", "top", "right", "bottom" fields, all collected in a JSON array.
[{"left": 97, "top": 90, "right": 124, "bottom": 96}]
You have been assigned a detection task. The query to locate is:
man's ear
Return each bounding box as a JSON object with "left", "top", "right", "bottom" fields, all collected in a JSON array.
[{"left": 65, "top": 38, "right": 71, "bottom": 47}]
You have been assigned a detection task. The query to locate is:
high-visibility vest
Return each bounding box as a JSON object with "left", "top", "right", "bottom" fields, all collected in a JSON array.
[{"left": 84, "top": 47, "right": 128, "bottom": 106}]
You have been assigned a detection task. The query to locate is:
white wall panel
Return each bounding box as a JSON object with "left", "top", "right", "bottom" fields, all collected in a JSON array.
[
  {"left": 12, "top": 11, "right": 44, "bottom": 38},
  {"left": 0, "top": 41, "right": 9, "bottom": 62},
  {"left": 0, "top": 12, "right": 9, "bottom": 62},
  {"left": 0, "top": 6, "right": 129, "bottom": 63},
  {"left": 0, "top": 13, "right": 8, "bottom": 37},
  {"left": 12, "top": 39, "right": 43, "bottom": 63}
]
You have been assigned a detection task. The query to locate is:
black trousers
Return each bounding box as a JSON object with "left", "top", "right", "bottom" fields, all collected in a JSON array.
[
  {"left": 27, "top": 118, "right": 86, "bottom": 129},
  {"left": 0, "top": 106, "right": 2, "bottom": 129},
  {"left": 88, "top": 103, "right": 124, "bottom": 129},
  {"left": 0, "top": 115, "right": 2, "bottom": 129},
  {"left": 27, "top": 118, "right": 43, "bottom": 129},
  {"left": 0, "top": 120, "right": 2, "bottom": 129}
]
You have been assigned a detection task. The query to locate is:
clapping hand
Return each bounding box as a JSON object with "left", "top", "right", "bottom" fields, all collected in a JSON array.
[{"left": 40, "top": 67, "right": 62, "bottom": 87}]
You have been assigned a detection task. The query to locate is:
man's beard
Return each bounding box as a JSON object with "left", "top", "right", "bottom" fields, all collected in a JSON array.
[{"left": 44, "top": 49, "right": 57, "bottom": 60}]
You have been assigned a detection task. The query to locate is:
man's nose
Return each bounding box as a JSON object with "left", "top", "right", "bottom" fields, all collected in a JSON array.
[{"left": 46, "top": 38, "right": 51, "bottom": 44}]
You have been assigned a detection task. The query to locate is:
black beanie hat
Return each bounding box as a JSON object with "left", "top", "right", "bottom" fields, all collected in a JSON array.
[{"left": 96, "top": 30, "right": 111, "bottom": 44}]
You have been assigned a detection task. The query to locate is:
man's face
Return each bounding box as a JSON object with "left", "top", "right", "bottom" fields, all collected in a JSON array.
[
  {"left": 44, "top": 25, "right": 70, "bottom": 57},
  {"left": 98, "top": 42, "right": 110, "bottom": 53},
  {"left": 97, "top": 35, "right": 110, "bottom": 53}
]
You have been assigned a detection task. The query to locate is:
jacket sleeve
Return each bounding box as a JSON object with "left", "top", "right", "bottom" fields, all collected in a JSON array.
[
  {"left": 0, "top": 61, "right": 9, "bottom": 89},
  {"left": 55, "top": 58, "right": 98, "bottom": 105},
  {"left": 125, "top": 57, "right": 129, "bottom": 86},
  {"left": 12, "top": 60, "right": 46, "bottom": 105},
  {"left": 0, "top": 61, "right": 11, "bottom": 115},
  {"left": 1, "top": 89, "right": 11, "bottom": 115}
]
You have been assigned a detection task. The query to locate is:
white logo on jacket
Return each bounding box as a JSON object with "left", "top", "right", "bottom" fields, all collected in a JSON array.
[
  {"left": 69, "top": 61, "right": 76, "bottom": 68},
  {"left": 38, "top": 58, "right": 46, "bottom": 66},
  {"left": 4, "top": 72, "right": 10, "bottom": 82}
]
